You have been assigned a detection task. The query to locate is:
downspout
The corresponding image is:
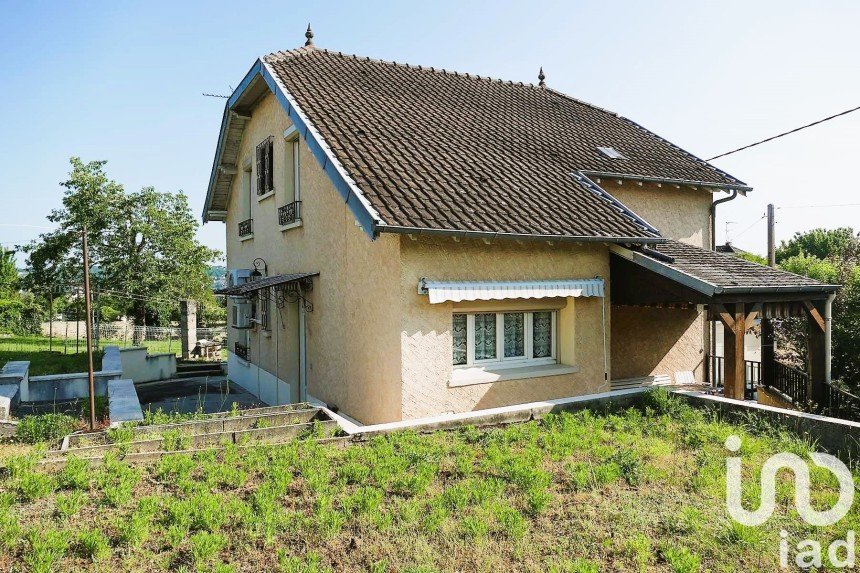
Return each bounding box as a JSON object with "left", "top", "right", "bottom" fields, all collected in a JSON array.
[
  {"left": 825, "top": 292, "right": 835, "bottom": 384},
  {"left": 709, "top": 190, "right": 739, "bottom": 384}
]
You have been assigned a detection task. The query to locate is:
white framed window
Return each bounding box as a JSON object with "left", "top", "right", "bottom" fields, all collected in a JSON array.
[
  {"left": 452, "top": 310, "right": 557, "bottom": 368},
  {"left": 283, "top": 131, "right": 300, "bottom": 203}
]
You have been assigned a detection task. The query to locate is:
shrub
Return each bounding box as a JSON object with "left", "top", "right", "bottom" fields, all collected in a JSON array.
[{"left": 16, "top": 414, "right": 77, "bottom": 444}]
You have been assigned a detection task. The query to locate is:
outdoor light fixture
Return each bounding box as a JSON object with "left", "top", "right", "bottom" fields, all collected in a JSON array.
[{"left": 250, "top": 257, "right": 268, "bottom": 281}]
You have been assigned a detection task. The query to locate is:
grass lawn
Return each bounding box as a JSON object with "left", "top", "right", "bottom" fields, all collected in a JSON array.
[
  {"left": 0, "top": 390, "right": 854, "bottom": 572},
  {"left": 0, "top": 345, "right": 103, "bottom": 376}
]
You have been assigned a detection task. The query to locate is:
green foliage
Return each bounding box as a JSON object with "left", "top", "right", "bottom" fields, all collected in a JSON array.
[
  {"left": 77, "top": 528, "right": 110, "bottom": 561},
  {"left": 55, "top": 491, "right": 87, "bottom": 517},
  {"left": 16, "top": 413, "right": 77, "bottom": 444},
  {"left": 736, "top": 251, "right": 768, "bottom": 265},
  {"left": 17, "top": 471, "right": 56, "bottom": 501},
  {"left": 189, "top": 531, "right": 226, "bottom": 568},
  {"left": 99, "top": 304, "right": 122, "bottom": 322},
  {"left": 24, "top": 529, "right": 68, "bottom": 573},
  {"left": 24, "top": 157, "right": 222, "bottom": 328},
  {"left": 777, "top": 227, "right": 858, "bottom": 263},
  {"left": 772, "top": 228, "right": 860, "bottom": 387},
  {"left": 661, "top": 546, "right": 701, "bottom": 573},
  {"left": 59, "top": 456, "right": 91, "bottom": 490}
]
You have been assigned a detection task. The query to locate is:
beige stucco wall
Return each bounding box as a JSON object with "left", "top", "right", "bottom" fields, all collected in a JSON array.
[
  {"left": 607, "top": 180, "right": 713, "bottom": 382},
  {"left": 224, "top": 93, "right": 402, "bottom": 424},
  {"left": 399, "top": 236, "right": 610, "bottom": 419},
  {"left": 610, "top": 306, "right": 705, "bottom": 382},
  {"left": 606, "top": 180, "right": 712, "bottom": 247}
]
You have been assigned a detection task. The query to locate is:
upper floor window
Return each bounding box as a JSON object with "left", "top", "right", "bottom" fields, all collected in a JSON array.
[
  {"left": 284, "top": 131, "right": 300, "bottom": 202},
  {"left": 256, "top": 136, "right": 274, "bottom": 196},
  {"left": 279, "top": 127, "right": 302, "bottom": 228}
]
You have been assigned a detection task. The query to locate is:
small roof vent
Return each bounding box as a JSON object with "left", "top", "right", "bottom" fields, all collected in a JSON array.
[{"left": 597, "top": 146, "right": 626, "bottom": 160}]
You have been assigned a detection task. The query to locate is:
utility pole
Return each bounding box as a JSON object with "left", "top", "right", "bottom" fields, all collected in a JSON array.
[
  {"left": 82, "top": 226, "right": 97, "bottom": 431},
  {"left": 767, "top": 203, "right": 776, "bottom": 267},
  {"left": 762, "top": 204, "right": 776, "bottom": 390}
]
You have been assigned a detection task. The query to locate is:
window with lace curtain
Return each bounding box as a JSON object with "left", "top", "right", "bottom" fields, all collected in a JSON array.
[{"left": 452, "top": 310, "right": 557, "bottom": 368}]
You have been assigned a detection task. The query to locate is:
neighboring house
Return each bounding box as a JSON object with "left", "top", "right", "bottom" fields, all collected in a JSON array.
[{"left": 203, "top": 29, "right": 838, "bottom": 424}]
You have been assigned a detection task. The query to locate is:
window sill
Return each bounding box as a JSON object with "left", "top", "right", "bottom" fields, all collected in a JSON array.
[
  {"left": 256, "top": 190, "right": 275, "bottom": 202},
  {"left": 279, "top": 219, "right": 303, "bottom": 232},
  {"left": 239, "top": 234, "right": 254, "bottom": 242},
  {"left": 449, "top": 363, "right": 580, "bottom": 388}
]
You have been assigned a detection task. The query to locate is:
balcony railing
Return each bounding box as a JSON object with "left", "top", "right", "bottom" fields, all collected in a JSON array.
[
  {"left": 771, "top": 361, "right": 808, "bottom": 405},
  {"left": 278, "top": 201, "right": 302, "bottom": 226},
  {"left": 234, "top": 342, "right": 249, "bottom": 361},
  {"left": 238, "top": 218, "right": 253, "bottom": 238},
  {"left": 822, "top": 382, "right": 860, "bottom": 420},
  {"left": 706, "top": 354, "right": 759, "bottom": 400}
]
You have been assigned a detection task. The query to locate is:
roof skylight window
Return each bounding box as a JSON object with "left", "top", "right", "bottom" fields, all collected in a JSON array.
[{"left": 597, "top": 146, "right": 627, "bottom": 160}]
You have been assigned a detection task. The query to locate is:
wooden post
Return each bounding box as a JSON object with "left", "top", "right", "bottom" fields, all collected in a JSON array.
[
  {"left": 807, "top": 301, "right": 827, "bottom": 407},
  {"left": 761, "top": 317, "right": 774, "bottom": 388},
  {"left": 722, "top": 302, "right": 747, "bottom": 400}
]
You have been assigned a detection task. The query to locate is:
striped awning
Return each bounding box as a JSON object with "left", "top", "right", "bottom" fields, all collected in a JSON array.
[{"left": 418, "top": 278, "right": 604, "bottom": 304}]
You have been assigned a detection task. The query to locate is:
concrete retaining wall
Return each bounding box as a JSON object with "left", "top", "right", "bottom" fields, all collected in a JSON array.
[
  {"left": 119, "top": 347, "right": 177, "bottom": 383},
  {"left": 677, "top": 390, "right": 860, "bottom": 459},
  {"left": 0, "top": 361, "right": 29, "bottom": 401},
  {"left": 227, "top": 351, "right": 294, "bottom": 406}
]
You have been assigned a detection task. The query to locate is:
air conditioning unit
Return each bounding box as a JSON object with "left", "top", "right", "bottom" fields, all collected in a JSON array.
[
  {"left": 228, "top": 269, "right": 252, "bottom": 288},
  {"left": 231, "top": 300, "right": 253, "bottom": 329}
]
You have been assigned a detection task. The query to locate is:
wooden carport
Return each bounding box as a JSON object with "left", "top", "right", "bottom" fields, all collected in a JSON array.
[{"left": 610, "top": 241, "right": 839, "bottom": 403}]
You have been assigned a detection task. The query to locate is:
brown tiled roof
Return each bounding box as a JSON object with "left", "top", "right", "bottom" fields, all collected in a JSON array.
[
  {"left": 635, "top": 240, "right": 837, "bottom": 293},
  {"left": 262, "top": 47, "right": 747, "bottom": 241}
]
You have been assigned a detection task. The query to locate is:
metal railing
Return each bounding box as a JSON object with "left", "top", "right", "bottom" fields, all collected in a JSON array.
[
  {"left": 821, "top": 382, "right": 860, "bottom": 420},
  {"left": 706, "top": 354, "right": 759, "bottom": 399},
  {"left": 234, "top": 342, "right": 249, "bottom": 361},
  {"left": 238, "top": 218, "right": 253, "bottom": 238},
  {"left": 278, "top": 201, "right": 302, "bottom": 226},
  {"left": 771, "top": 361, "right": 808, "bottom": 405}
]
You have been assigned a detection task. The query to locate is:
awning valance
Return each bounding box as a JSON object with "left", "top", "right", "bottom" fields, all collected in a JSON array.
[{"left": 418, "top": 278, "right": 604, "bottom": 304}]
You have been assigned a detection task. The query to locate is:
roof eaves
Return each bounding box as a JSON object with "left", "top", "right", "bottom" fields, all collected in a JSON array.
[
  {"left": 260, "top": 60, "right": 385, "bottom": 239},
  {"left": 579, "top": 171, "right": 753, "bottom": 194},
  {"left": 377, "top": 224, "right": 666, "bottom": 245},
  {"left": 609, "top": 243, "right": 719, "bottom": 296}
]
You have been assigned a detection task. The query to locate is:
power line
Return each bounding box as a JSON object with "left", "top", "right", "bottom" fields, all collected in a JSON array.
[
  {"left": 730, "top": 214, "right": 766, "bottom": 242},
  {"left": 778, "top": 203, "right": 860, "bottom": 210},
  {"left": 707, "top": 104, "right": 860, "bottom": 161}
]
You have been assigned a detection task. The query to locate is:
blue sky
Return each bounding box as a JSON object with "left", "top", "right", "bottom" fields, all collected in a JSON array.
[{"left": 1, "top": 1, "right": 858, "bottom": 263}]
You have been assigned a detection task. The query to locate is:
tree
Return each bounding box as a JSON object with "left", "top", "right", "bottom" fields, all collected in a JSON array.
[
  {"left": 776, "top": 228, "right": 859, "bottom": 264},
  {"left": 25, "top": 158, "right": 221, "bottom": 340},
  {"left": 0, "top": 248, "right": 44, "bottom": 335},
  {"left": 771, "top": 229, "right": 860, "bottom": 388}
]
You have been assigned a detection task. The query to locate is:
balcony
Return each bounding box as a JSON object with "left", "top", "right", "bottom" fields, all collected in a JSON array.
[
  {"left": 234, "top": 342, "right": 249, "bottom": 361},
  {"left": 278, "top": 201, "right": 302, "bottom": 228},
  {"left": 238, "top": 218, "right": 253, "bottom": 239}
]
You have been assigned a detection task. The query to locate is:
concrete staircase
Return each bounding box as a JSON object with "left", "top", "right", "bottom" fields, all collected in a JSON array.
[
  {"left": 174, "top": 361, "right": 225, "bottom": 379},
  {"left": 41, "top": 402, "right": 340, "bottom": 468}
]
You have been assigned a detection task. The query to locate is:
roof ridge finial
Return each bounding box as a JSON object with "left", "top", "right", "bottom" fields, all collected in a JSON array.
[
  {"left": 538, "top": 67, "right": 546, "bottom": 88},
  {"left": 304, "top": 24, "right": 314, "bottom": 47}
]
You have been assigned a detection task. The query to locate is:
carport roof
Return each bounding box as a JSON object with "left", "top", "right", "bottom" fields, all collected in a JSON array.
[{"left": 611, "top": 240, "right": 839, "bottom": 298}]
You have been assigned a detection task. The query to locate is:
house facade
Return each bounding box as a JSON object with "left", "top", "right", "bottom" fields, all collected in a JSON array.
[{"left": 204, "top": 33, "right": 837, "bottom": 424}]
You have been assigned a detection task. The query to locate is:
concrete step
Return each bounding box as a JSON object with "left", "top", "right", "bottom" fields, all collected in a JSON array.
[
  {"left": 174, "top": 370, "right": 223, "bottom": 379},
  {"left": 48, "top": 418, "right": 339, "bottom": 461}
]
